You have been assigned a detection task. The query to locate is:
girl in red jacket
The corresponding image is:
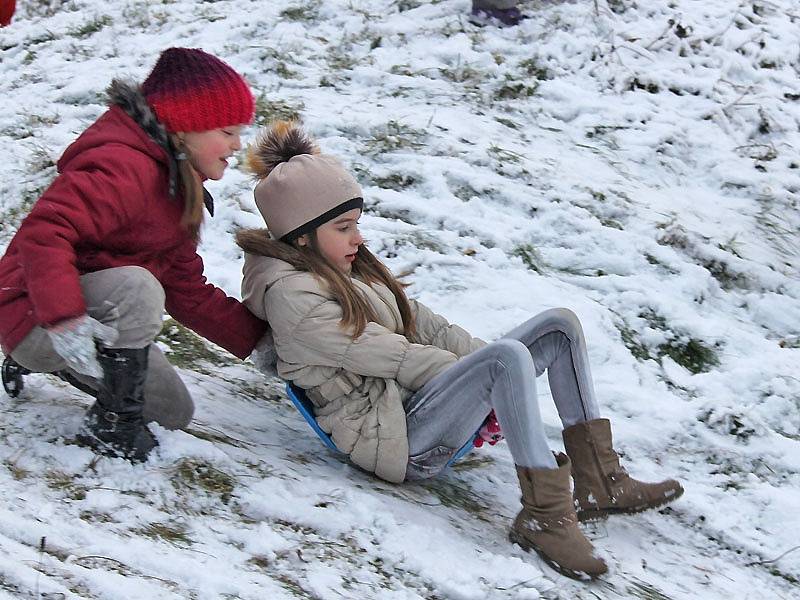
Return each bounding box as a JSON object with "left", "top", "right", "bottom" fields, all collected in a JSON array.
[{"left": 0, "top": 48, "right": 268, "bottom": 461}]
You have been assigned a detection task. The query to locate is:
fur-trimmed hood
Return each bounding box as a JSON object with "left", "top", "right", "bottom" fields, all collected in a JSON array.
[
  {"left": 106, "top": 79, "right": 172, "bottom": 156},
  {"left": 236, "top": 228, "right": 301, "bottom": 263},
  {"left": 236, "top": 228, "right": 305, "bottom": 321},
  {"left": 104, "top": 79, "right": 180, "bottom": 198},
  {"left": 98, "top": 80, "right": 213, "bottom": 214}
]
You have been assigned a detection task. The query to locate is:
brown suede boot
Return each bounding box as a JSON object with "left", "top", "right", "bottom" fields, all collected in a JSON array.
[
  {"left": 563, "top": 419, "right": 684, "bottom": 522},
  {"left": 509, "top": 452, "right": 608, "bottom": 580}
]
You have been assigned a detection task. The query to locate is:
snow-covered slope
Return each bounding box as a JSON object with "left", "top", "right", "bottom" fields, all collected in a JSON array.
[{"left": 1, "top": 1, "right": 798, "bottom": 598}]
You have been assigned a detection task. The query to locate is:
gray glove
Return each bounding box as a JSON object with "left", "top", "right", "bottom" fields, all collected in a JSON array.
[
  {"left": 250, "top": 331, "right": 278, "bottom": 378},
  {"left": 47, "top": 315, "right": 119, "bottom": 379}
]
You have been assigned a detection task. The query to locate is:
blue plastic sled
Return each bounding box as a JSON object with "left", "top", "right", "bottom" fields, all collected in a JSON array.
[{"left": 285, "top": 382, "right": 477, "bottom": 467}]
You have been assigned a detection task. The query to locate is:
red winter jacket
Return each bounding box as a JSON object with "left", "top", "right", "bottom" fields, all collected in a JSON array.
[
  {"left": 0, "top": 0, "right": 15, "bottom": 27},
  {"left": 0, "top": 104, "right": 267, "bottom": 358}
]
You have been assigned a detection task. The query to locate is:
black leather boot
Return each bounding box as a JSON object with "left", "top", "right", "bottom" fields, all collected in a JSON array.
[
  {"left": 3, "top": 354, "right": 98, "bottom": 398},
  {"left": 2, "top": 355, "right": 30, "bottom": 398},
  {"left": 76, "top": 346, "right": 158, "bottom": 462}
]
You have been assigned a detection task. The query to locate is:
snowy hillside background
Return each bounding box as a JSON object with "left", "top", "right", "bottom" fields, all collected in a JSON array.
[{"left": 1, "top": 0, "right": 799, "bottom": 598}]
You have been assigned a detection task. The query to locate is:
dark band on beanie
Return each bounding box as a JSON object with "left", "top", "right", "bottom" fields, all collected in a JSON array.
[
  {"left": 248, "top": 123, "right": 365, "bottom": 240},
  {"left": 281, "top": 197, "right": 364, "bottom": 242}
]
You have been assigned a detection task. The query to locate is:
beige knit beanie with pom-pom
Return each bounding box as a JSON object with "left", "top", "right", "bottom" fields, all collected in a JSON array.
[{"left": 247, "top": 121, "right": 363, "bottom": 242}]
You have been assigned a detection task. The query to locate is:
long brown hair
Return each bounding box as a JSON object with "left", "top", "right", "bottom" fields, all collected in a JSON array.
[
  {"left": 236, "top": 228, "right": 416, "bottom": 339},
  {"left": 302, "top": 233, "right": 416, "bottom": 339},
  {"left": 170, "top": 134, "right": 205, "bottom": 240}
]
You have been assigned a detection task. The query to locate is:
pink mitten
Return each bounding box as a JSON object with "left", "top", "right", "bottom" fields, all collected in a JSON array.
[{"left": 473, "top": 410, "right": 504, "bottom": 448}]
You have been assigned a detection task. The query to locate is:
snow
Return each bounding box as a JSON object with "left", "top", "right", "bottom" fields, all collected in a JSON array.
[{"left": 1, "top": 0, "right": 799, "bottom": 598}]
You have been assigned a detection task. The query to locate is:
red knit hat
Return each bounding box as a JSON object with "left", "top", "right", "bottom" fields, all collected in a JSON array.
[{"left": 142, "top": 47, "right": 255, "bottom": 133}]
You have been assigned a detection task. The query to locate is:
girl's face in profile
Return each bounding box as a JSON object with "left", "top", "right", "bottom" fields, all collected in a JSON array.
[
  {"left": 299, "top": 208, "right": 363, "bottom": 272},
  {"left": 181, "top": 126, "right": 243, "bottom": 180}
]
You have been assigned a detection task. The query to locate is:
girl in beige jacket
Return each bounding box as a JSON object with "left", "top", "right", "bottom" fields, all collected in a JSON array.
[{"left": 237, "top": 122, "right": 684, "bottom": 581}]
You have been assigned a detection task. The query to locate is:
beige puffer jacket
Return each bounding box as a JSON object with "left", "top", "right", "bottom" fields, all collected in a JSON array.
[{"left": 238, "top": 231, "right": 485, "bottom": 482}]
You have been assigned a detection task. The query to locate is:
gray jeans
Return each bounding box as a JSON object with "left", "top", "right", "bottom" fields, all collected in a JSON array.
[
  {"left": 405, "top": 308, "right": 601, "bottom": 480},
  {"left": 10, "top": 266, "right": 194, "bottom": 429}
]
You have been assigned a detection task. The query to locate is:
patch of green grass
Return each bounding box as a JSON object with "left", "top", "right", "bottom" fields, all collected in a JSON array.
[
  {"left": 625, "top": 578, "right": 676, "bottom": 600},
  {"left": 72, "top": 556, "right": 139, "bottom": 580},
  {"left": 657, "top": 224, "right": 749, "bottom": 289},
  {"left": 397, "top": 0, "right": 423, "bottom": 10},
  {"left": 404, "top": 231, "right": 444, "bottom": 253},
  {"left": 28, "top": 145, "right": 57, "bottom": 172},
  {"left": 365, "top": 203, "right": 414, "bottom": 225},
  {"left": 256, "top": 46, "right": 302, "bottom": 80},
  {"left": 779, "top": 337, "right": 800, "bottom": 349},
  {"left": 494, "top": 116, "right": 520, "bottom": 129},
  {"left": 5, "top": 460, "right": 30, "bottom": 480},
  {"left": 0, "top": 578, "right": 23, "bottom": 596},
  {"left": 388, "top": 63, "right": 417, "bottom": 77},
  {"left": 619, "top": 325, "right": 653, "bottom": 362},
  {"left": 231, "top": 380, "right": 284, "bottom": 404},
  {"left": 630, "top": 77, "right": 660, "bottom": 94},
  {"left": 134, "top": 521, "right": 193, "bottom": 546},
  {"left": 450, "top": 181, "right": 483, "bottom": 202},
  {"left": 518, "top": 58, "right": 550, "bottom": 80},
  {"left": 195, "top": 5, "right": 226, "bottom": 22},
  {"left": 156, "top": 319, "right": 233, "bottom": 371},
  {"left": 254, "top": 94, "right": 304, "bottom": 126},
  {"left": 698, "top": 409, "right": 755, "bottom": 442},
  {"left": 599, "top": 217, "right": 624, "bottom": 230},
  {"left": 364, "top": 120, "right": 427, "bottom": 156},
  {"left": 450, "top": 454, "right": 494, "bottom": 472},
  {"left": 247, "top": 555, "right": 272, "bottom": 570},
  {"left": 767, "top": 567, "right": 799, "bottom": 585},
  {"left": 591, "top": 190, "right": 606, "bottom": 202},
  {"left": 754, "top": 197, "right": 797, "bottom": 262},
  {"left": 372, "top": 172, "right": 418, "bottom": 191},
  {"left": 606, "top": 0, "right": 631, "bottom": 13},
  {"left": 487, "top": 144, "right": 524, "bottom": 164},
  {"left": 326, "top": 49, "right": 359, "bottom": 73},
  {"left": 79, "top": 510, "right": 115, "bottom": 523},
  {"left": 717, "top": 236, "right": 744, "bottom": 259},
  {"left": 706, "top": 258, "right": 747, "bottom": 289},
  {"left": 27, "top": 30, "right": 59, "bottom": 44},
  {"left": 619, "top": 310, "right": 721, "bottom": 374},
  {"left": 45, "top": 470, "right": 87, "bottom": 500},
  {"left": 27, "top": 112, "right": 61, "bottom": 128},
  {"left": 420, "top": 479, "right": 491, "bottom": 522},
  {"left": 510, "top": 243, "right": 545, "bottom": 273},
  {"left": 495, "top": 80, "right": 538, "bottom": 101},
  {"left": 280, "top": 0, "right": 320, "bottom": 21},
  {"left": 285, "top": 451, "right": 313, "bottom": 465},
  {"left": 438, "top": 64, "right": 483, "bottom": 86},
  {"left": 123, "top": 2, "right": 170, "bottom": 28},
  {"left": 661, "top": 337, "right": 721, "bottom": 374},
  {"left": 274, "top": 573, "right": 316, "bottom": 597},
  {"left": 25, "top": 0, "right": 71, "bottom": 18},
  {"left": 172, "top": 458, "right": 236, "bottom": 504},
  {"left": 1, "top": 198, "right": 35, "bottom": 241},
  {"left": 578, "top": 189, "right": 628, "bottom": 229},
  {"left": 68, "top": 15, "right": 113, "bottom": 38}
]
